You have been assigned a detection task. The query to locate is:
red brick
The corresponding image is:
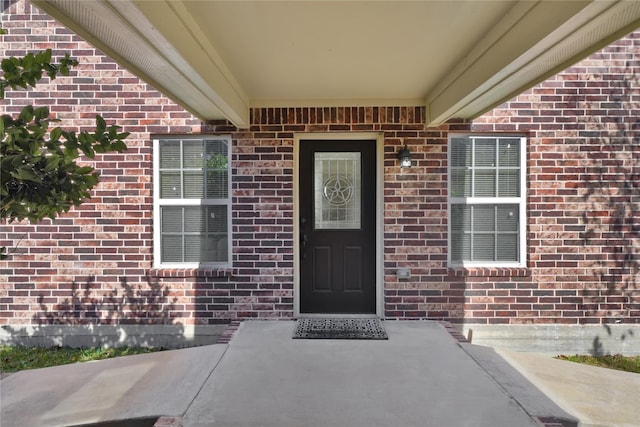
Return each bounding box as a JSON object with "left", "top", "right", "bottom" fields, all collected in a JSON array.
[{"left": 1, "top": 1, "right": 638, "bottom": 326}]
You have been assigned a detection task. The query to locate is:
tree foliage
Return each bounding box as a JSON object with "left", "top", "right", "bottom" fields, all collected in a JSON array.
[
  {"left": 0, "top": 48, "right": 76, "bottom": 98},
  {"left": 1, "top": 48, "right": 129, "bottom": 222},
  {"left": 1, "top": 28, "right": 129, "bottom": 257},
  {"left": 1, "top": 106, "right": 128, "bottom": 221}
]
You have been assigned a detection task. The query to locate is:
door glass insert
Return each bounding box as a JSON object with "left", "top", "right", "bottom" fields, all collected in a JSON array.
[{"left": 314, "top": 152, "right": 361, "bottom": 229}]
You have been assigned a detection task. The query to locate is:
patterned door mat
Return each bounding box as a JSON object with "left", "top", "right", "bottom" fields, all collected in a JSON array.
[{"left": 293, "top": 318, "right": 388, "bottom": 340}]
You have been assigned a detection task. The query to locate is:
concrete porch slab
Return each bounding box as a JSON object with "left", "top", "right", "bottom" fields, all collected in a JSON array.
[{"left": 183, "top": 321, "right": 542, "bottom": 427}]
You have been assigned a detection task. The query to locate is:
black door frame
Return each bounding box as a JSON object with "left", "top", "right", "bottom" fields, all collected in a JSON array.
[{"left": 294, "top": 133, "right": 383, "bottom": 317}]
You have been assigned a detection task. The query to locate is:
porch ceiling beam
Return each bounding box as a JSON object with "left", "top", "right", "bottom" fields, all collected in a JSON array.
[
  {"left": 31, "top": 0, "right": 251, "bottom": 128},
  {"left": 426, "top": 0, "right": 640, "bottom": 126}
]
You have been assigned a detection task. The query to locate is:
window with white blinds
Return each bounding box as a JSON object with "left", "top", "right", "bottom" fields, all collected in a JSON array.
[
  {"left": 448, "top": 135, "right": 526, "bottom": 266},
  {"left": 153, "top": 137, "right": 231, "bottom": 267}
]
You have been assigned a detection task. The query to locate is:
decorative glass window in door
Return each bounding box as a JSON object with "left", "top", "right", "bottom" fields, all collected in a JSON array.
[{"left": 314, "top": 152, "right": 361, "bottom": 229}]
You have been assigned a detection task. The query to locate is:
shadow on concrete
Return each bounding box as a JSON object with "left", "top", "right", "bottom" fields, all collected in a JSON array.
[{"left": 73, "top": 417, "right": 158, "bottom": 427}]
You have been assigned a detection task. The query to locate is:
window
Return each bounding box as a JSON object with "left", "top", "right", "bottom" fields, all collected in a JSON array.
[
  {"left": 153, "top": 137, "right": 231, "bottom": 268},
  {"left": 448, "top": 135, "right": 526, "bottom": 266}
]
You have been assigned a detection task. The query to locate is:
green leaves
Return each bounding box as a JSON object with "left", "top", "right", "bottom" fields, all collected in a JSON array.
[
  {"left": 1, "top": 106, "right": 129, "bottom": 223},
  {"left": 12, "top": 166, "right": 42, "bottom": 183},
  {"left": 0, "top": 29, "right": 130, "bottom": 259},
  {"left": 0, "top": 49, "right": 78, "bottom": 98}
]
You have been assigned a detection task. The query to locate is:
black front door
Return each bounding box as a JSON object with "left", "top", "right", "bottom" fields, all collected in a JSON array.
[{"left": 299, "top": 140, "right": 376, "bottom": 314}]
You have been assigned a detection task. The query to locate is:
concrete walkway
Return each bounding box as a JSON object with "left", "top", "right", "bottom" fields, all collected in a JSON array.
[
  {"left": 0, "top": 344, "right": 226, "bottom": 426},
  {"left": 183, "top": 321, "right": 552, "bottom": 427},
  {"left": 497, "top": 348, "right": 640, "bottom": 427},
  {"left": 0, "top": 320, "right": 633, "bottom": 427}
]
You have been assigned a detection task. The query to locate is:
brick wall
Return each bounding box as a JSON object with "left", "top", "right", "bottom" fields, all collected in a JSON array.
[
  {"left": 471, "top": 33, "right": 640, "bottom": 325},
  {"left": 0, "top": 0, "right": 203, "bottom": 327},
  {"left": 1, "top": 0, "right": 638, "bottom": 329}
]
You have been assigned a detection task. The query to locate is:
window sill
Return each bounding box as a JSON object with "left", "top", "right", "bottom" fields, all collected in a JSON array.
[
  {"left": 448, "top": 266, "right": 529, "bottom": 278},
  {"left": 149, "top": 268, "right": 234, "bottom": 278}
]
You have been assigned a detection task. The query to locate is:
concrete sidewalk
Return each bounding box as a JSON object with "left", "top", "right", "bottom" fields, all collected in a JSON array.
[
  {"left": 1, "top": 320, "right": 633, "bottom": 427},
  {"left": 496, "top": 348, "right": 640, "bottom": 427},
  {"left": 0, "top": 344, "right": 227, "bottom": 426}
]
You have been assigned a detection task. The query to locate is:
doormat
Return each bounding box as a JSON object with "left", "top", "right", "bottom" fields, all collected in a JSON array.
[{"left": 293, "top": 318, "right": 388, "bottom": 340}]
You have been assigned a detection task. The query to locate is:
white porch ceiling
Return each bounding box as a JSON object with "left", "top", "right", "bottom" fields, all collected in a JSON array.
[{"left": 32, "top": 1, "right": 640, "bottom": 128}]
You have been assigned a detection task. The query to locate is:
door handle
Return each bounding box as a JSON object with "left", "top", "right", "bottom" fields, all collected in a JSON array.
[
  {"left": 301, "top": 233, "right": 308, "bottom": 260},
  {"left": 300, "top": 216, "right": 308, "bottom": 260}
]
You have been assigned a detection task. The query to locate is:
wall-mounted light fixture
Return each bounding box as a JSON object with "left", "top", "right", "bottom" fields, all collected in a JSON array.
[{"left": 398, "top": 144, "right": 412, "bottom": 168}]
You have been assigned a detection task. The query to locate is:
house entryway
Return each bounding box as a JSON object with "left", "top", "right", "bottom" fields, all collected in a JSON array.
[{"left": 298, "top": 139, "right": 377, "bottom": 314}]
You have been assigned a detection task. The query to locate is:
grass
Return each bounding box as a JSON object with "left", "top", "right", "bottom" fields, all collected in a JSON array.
[
  {"left": 0, "top": 346, "right": 162, "bottom": 373},
  {"left": 555, "top": 354, "right": 640, "bottom": 374},
  {"left": 2, "top": 346, "right": 639, "bottom": 376}
]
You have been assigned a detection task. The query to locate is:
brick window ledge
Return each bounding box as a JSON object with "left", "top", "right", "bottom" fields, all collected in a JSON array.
[
  {"left": 149, "top": 268, "right": 234, "bottom": 278},
  {"left": 448, "top": 267, "right": 530, "bottom": 278}
]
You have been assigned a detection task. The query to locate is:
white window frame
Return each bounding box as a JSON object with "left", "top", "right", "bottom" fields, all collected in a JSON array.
[
  {"left": 447, "top": 134, "right": 526, "bottom": 268},
  {"left": 153, "top": 136, "right": 232, "bottom": 269}
]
